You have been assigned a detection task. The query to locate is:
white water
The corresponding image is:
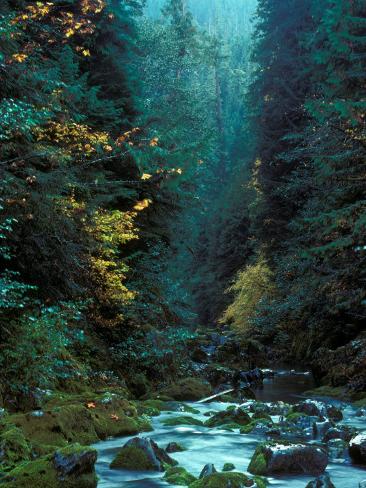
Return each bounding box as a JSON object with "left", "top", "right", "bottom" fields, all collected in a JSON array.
[{"left": 93, "top": 372, "right": 366, "bottom": 488}]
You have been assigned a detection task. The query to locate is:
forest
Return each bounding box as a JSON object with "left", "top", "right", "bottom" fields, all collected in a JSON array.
[{"left": 0, "top": 0, "right": 365, "bottom": 487}]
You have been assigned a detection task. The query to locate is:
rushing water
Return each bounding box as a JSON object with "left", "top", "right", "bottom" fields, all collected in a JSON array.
[{"left": 93, "top": 371, "right": 366, "bottom": 488}]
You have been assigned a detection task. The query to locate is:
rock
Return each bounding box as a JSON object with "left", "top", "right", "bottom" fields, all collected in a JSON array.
[
  {"left": 306, "top": 473, "right": 336, "bottom": 488},
  {"left": 162, "top": 416, "right": 204, "bottom": 427},
  {"left": 166, "top": 442, "right": 186, "bottom": 453},
  {"left": 326, "top": 405, "right": 343, "bottom": 422},
  {"left": 53, "top": 444, "right": 97, "bottom": 479},
  {"left": 233, "top": 368, "right": 264, "bottom": 388},
  {"left": 163, "top": 466, "right": 197, "bottom": 486},
  {"left": 349, "top": 433, "right": 366, "bottom": 464},
  {"left": 222, "top": 463, "right": 236, "bottom": 472},
  {"left": 356, "top": 408, "right": 366, "bottom": 417},
  {"left": 199, "top": 464, "right": 217, "bottom": 478},
  {"left": 205, "top": 407, "right": 251, "bottom": 427},
  {"left": 248, "top": 442, "right": 328, "bottom": 476},
  {"left": 159, "top": 377, "right": 211, "bottom": 401},
  {"left": 190, "top": 472, "right": 264, "bottom": 488},
  {"left": 293, "top": 400, "right": 327, "bottom": 418},
  {"left": 110, "top": 437, "right": 176, "bottom": 471},
  {"left": 323, "top": 427, "right": 353, "bottom": 443}
]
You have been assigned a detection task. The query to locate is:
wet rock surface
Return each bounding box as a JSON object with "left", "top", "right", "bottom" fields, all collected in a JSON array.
[
  {"left": 349, "top": 433, "right": 366, "bottom": 465},
  {"left": 248, "top": 442, "right": 329, "bottom": 476}
]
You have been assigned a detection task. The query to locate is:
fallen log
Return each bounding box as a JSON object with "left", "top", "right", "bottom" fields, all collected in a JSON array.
[{"left": 197, "top": 388, "right": 235, "bottom": 403}]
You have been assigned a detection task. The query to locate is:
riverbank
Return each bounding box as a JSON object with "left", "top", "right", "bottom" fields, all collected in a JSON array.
[{"left": 0, "top": 369, "right": 365, "bottom": 487}]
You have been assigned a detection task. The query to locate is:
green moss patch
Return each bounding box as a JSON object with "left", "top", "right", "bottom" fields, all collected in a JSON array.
[
  {"left": 159, "top": 378, "right": 211, "bottom": 402},
  {"left": 189, "top": 472, "right": 254, "bottom": 488},
  {"left": 248, "top": 449, "right": 267, "bottom": 476},
  {"left": 163, "top": 466, "right": 197, "bottom": 486},
  {"left": 110, "top": 445, "right": 157, "bottom": 471},
  {"left": 162, "top": 416, "right": 204, "bottom": 427}
]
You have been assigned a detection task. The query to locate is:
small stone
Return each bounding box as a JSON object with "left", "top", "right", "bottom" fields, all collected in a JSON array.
[{"left": 306, "top": 473, "right": 336, "bottom": 488}]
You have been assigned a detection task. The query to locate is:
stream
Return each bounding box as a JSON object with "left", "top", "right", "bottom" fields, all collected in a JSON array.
[{"left": 93, "top": 370, "right": 366, "bottom": 487}]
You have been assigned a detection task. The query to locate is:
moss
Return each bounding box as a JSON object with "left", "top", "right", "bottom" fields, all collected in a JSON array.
[
  {"left": 159, "top": 378, "right": 211, "bottom": 402},
  {"left": 162, "top": 416, "right": 204, "bottom": 427},
  {"left": 163, "top": 466, "right": 197, "bottom": 486},
  {"left": 110, "top": 446, "right": 157, "bottom": 471},
  {"left": 248, "top": 446, "right": 267, "bottom": 476},
  {"left": 252, "top": 412, "right": 272, "bottom": 422},
  {"left": 354, "top": 396, "right": 366, "bottom": 408},
  {"left": 222, "top": 463, "right": 235, "bottom": 472},
  {"left": 253, "top": 476, "right": 267, "bottom": 488},
  {"left": 304, "top": 386, "right": 347, "bottom": 400},
  {"left": 205, "top": 409, "right": 251, "bottom": 428},
  {"left": 189, "top": 472, "right": 252, "bottom": 488},
  {"left": 286, "top": 412, "right": 309, "bottom": 422},
  {"left": 0, "top": 425, "right": 31, "bottom": 468}
]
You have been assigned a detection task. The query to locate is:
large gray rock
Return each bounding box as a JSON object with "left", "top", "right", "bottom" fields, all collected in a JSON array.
[
  {"left": 110, "top": 437, "right": 176, "bottom": 471},
  {"left": 349, "top": 433, "right": 366, "bottom": 464},
  {"left": 306, "top": 473, "right": 336, "bottom": 488},
  {"left": 248, "top": 442, "right": 328, "bottom": 476}
]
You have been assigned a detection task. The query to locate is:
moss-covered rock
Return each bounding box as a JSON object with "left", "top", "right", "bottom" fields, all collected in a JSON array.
[
  {"left": 1, "top": 444, "right": 97, "bottom": 488},
  {"left": 159, "top": 378, "right": 211, "bottom": 402},
  {"left": 110, "top": 437, "right": 176, "bottom": 471},
  {"left": 162, "top": 416, "right": 204, "bottom": 427},
  {"left": 248, "top": 442, "right": 328, "bottom": 476},
  {"left": 163, "top": 466, "right": 197, "bottom": 486},
  {"left": 222, "top": 463, "right": 235, "bottom": 472},
  {"left": 0, "top": 425, "right": 31, "bottom": 468},
  {"left": 205, "top": 408, "right": 251, "bottom": 428},
  {"left": 239, "top": 419, "right": 272, "bottom": 435},
  {"left": 189, "top": 472, "right": 259, "bottom": 488},
  {"left": 166, "top": 442, "right": 186, "bottom": 453}
]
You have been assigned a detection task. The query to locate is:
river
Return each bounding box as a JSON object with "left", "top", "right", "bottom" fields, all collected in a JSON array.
[{"left": 93, "top": 370, "right": 366, "bottom": 487}]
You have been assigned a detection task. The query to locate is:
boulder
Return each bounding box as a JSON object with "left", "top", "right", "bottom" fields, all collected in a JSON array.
[
  {"left": 248, "top": 442, "right": 328, "bottom": 476},
  {"left": 349, "top": 433, "right": 366, "bottom": 464},
  {"left": 205, "top": 407, "right": 251, "bottom": 428},
  {"left": 323, "top": 427, "right": 353, "bottom": 443},
  {"left": 199, "top": 464, "right": 217, "bottom": 478},
  {"left": 166, "top": 442, "right": 186, "bottom": 453},
  {"left": 222, "top": 463, "right": 235, "bottom": 472},
  {"left": 110, "top": 437, "right": 176, "bottom": 471},
  {"left": 293, "top": 400, "right": 327, "bottom": 418},
  {"left": 306, "top": 473, "right": 336, "bottom": 488}
]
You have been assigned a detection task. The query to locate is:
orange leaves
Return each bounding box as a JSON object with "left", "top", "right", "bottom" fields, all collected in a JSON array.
[
  {"left": 110, "top": 414, "right": 119, "bottom": 421},
  {"left": 81, "top": 0, "right": 106, "bottom": 15},
  {"left": 86, "top": 402, "right": 96, "bottom": 409},
  {"left": 115, "top": 127, "right": 141, "bottom": 146},
  {"left": 133, "top": 199, "right": 152, "bottom": 212},
  {"left": 11, "top": 53, "right": 28, "bottom": 63},
  {"left": 149, "top": 137, "right": 159, "bottom": 147}
]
